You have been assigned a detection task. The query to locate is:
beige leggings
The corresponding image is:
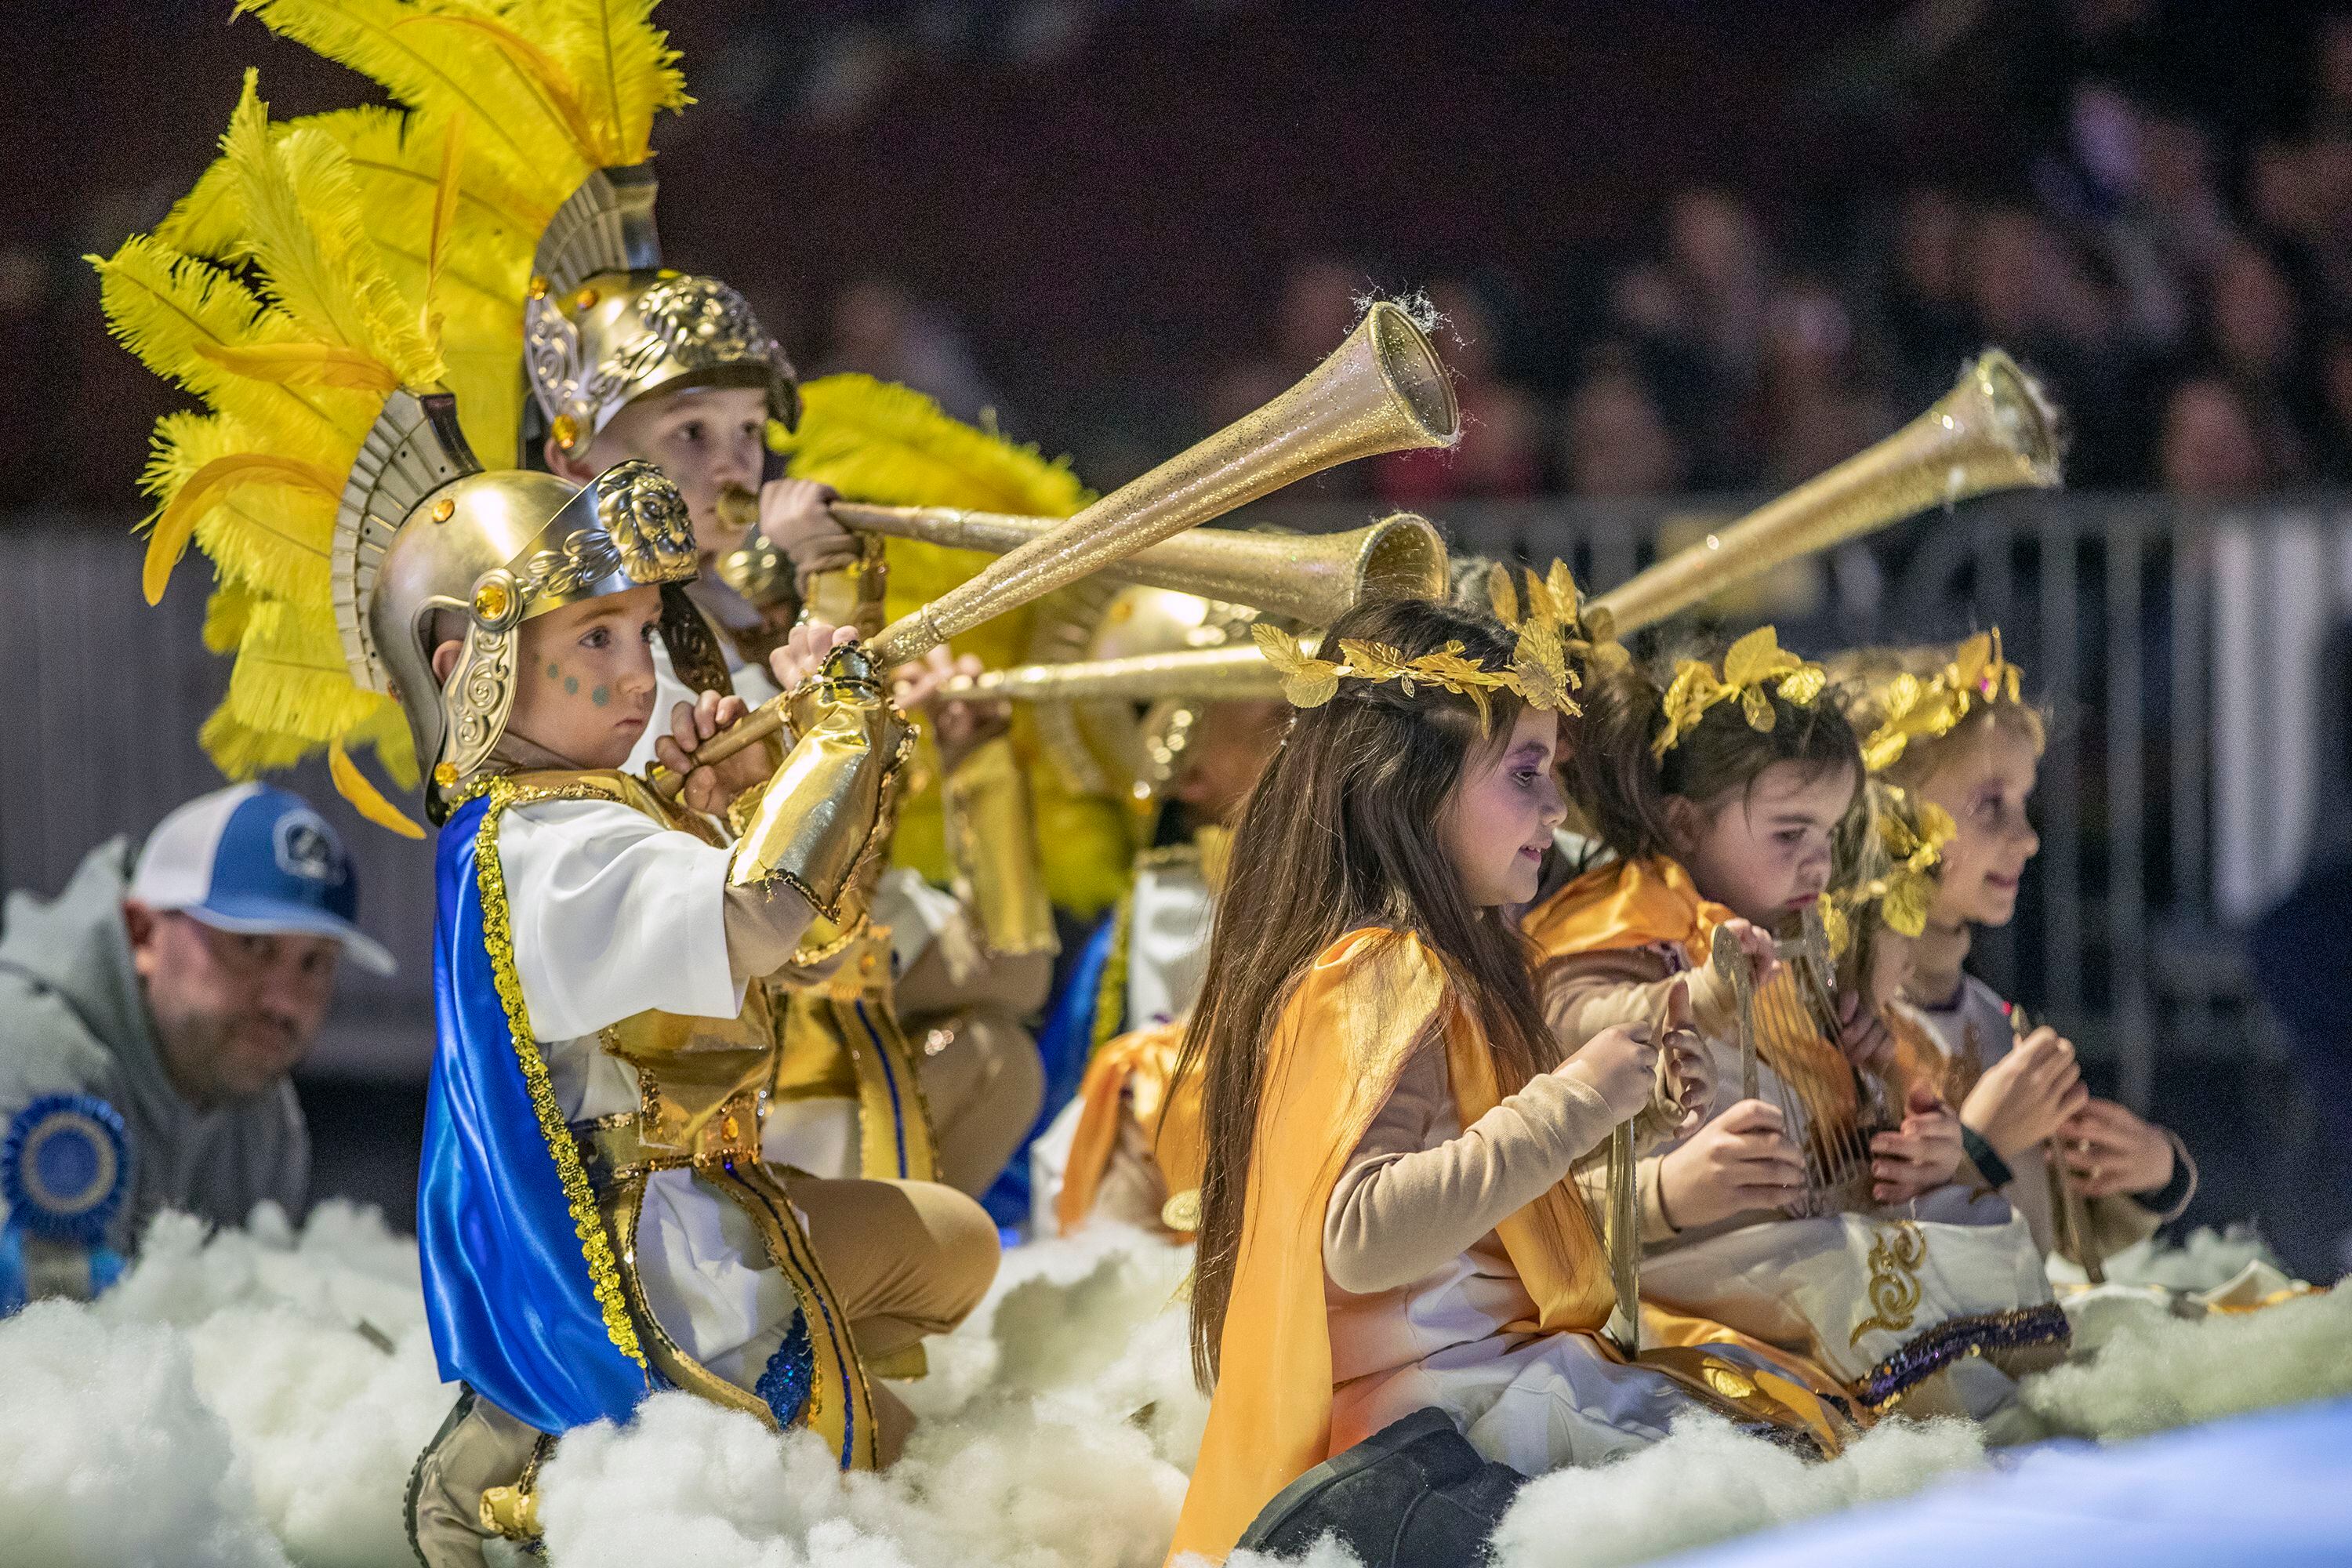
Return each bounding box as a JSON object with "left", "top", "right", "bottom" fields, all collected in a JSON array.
[
  {"left": 913, "top": 1007, "right": 1047, "bottom": 1196},
  {"left": 407, "top": 1174, "right": 998, "bottom": 1568}
]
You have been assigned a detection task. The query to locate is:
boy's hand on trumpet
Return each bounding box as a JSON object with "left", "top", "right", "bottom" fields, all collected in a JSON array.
[
  {"left": 768, "top": 620, "right": 862, "bottom": 695},
  {"left": 654, "top": 688, "right": 763, "bottom": 816},
  {"left": 756, "top": 478, "right": 858, "bottom": 583},
  {"left": 893, "top": 647, "right": 1008, "bottom": 775}
]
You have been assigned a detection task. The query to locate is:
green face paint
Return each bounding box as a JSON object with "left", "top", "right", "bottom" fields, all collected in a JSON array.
[
  {"left": 564, "top": 675, "right": 579, "bottom": 695},
  {"left": 546, "top": 659, "right": 561, "bottom": 679},
  {"left": 590, "top": 685, "right": 610, "bottom": 707}
]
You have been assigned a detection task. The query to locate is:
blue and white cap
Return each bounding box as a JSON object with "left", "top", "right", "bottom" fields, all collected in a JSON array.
[{"left": 127, "top": 783, "right": 396, "bottom": 975}]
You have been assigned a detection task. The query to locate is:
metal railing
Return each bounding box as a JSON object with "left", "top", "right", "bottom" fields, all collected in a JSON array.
[{"left": 5, "top": 499, "right": 2347, "bottom": 1105}]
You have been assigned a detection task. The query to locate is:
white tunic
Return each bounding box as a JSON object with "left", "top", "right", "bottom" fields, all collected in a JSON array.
[{"left": 499, "top": 796, "right": 799, "bottom": 1392}]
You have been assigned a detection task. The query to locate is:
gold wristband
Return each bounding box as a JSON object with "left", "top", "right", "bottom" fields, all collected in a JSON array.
[
  {"left": 728, "top": 644, "right": 909, "bottom": 920},
  {"left": 943, "top": 731, "right": 1059, "bottom": 957}
]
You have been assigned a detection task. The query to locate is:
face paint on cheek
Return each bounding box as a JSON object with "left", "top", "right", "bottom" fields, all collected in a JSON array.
[
  {"left": 545, "top": 660, "right": 560, "bottom": 679},
  {"left": 591, "top": 685, "right": 609, "bottom": 706},
  {"left": 564, "top": 675, "right": 579, "bottom": 695}
]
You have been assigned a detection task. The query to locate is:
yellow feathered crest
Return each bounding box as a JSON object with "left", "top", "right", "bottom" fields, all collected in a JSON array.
[
  {"left": 92, "top": 71, "right": 449, "bottom": 837},
  {"left": 158, "top": 0, "right": 689, "bottom": 468}
]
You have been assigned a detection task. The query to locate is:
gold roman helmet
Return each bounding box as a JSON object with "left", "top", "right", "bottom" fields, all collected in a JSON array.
[
  {"left": 523, "top": 165, "right": 800, "bottom": 460},
  {"left": 336, "top": 389, "right": 703, "bottom": 817}
]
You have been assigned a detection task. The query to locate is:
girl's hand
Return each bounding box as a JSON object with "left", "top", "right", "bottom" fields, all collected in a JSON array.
[
  {"left": 1659, "top": 978, "right": 1715, "bottom": 1131},
  {"left": 1719, "top": 917, "right": 1781, "bottom": 988},
  {"left": 768, "top": 620, "right": 860, "bottom": 694},
  {"left": 653, "top": 689, "right": 757, "bottom": 815},
  {"left": 1837, "top": 988, "right": 1895, "bottom": 1074},
  {"left": 756, "top": 478, "right": 858, "bottom": 580},
  {"left": 1657, "top": 1099, "right": 1806, "bottom": 1229},
  {"left": 1870, "top": 1082, "right": 1962, "bottom": 1205},
  {"left": 2060, "top": 1098, "right": 2176, "bottom": 1199},
  {"left": 893, "top": 647, "right": 1008, "bottom": 775},
  {"left": 1959, "top": 1025, "right": 2087, "bottom": 1162},
  {"left": 1556, "top": 1024, "right": 1661, "bottom": 1124}
]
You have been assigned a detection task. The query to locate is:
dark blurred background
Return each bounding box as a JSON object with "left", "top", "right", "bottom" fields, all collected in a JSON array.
[{"left": 5, "top": 0, "right": 2350, "bottom": 1271}]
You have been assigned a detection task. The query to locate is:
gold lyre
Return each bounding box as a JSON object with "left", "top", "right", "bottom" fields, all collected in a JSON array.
[
  {"left": 961, "top": 348, "right": 2063, "bottom": 702},
  {"left": 652, "top": 302, "right": 1459, "bottom": 795},
  {"left": 1603, "top": 1120, "right": 1640, "bottom": 1356},
  {"left": 1711, "top": 906, "right": 1894, "bottom": 1218},
  {"left": 2013, "top": 1003, "right": 2104, "bottom": 1284}
]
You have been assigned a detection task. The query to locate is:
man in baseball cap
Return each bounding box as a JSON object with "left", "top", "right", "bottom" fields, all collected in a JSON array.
[{"left": 0, "top": 784, "right": 390, "bottom": 1301}]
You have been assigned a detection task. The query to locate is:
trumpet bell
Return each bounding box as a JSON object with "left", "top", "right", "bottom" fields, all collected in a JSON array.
[{"left": 1584, "top": 349, "right": 2062, "bottom": 640}]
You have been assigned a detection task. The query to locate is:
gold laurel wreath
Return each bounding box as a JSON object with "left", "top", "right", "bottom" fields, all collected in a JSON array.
[
  {"left": 1652, "top": 625, "right": 1829, "bottom": 760},
  {"left": 1859, "top": 629, "right": 2026, "bottom": 774}
]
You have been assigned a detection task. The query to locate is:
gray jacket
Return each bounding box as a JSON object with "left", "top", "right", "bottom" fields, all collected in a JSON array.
[{"left": 0, "top": 839, "right": 307, "bottom": 1252}]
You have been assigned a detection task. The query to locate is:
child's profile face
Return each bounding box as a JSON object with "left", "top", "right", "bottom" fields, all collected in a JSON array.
[
  {"left": 1169, "top": 698, "right": 1290, "bottom": 828},
  {"left": 503, "top": 586, "right": 665, "bottom": 770},
  {"left": 1440, "top": 706, "right": 1567, "bottom": 908},
  {"left": 1916, "top": 720, "right": 2041, "bottom": 930},
  {"left": 1670, "top": 760, "right": 1856, "bottom": 928},
  {"left": 560, "top": 386, "right": 768, "bottom": 568}
]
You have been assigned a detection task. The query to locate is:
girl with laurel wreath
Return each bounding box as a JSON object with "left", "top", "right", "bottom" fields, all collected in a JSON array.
[{"left": 1167, "top": 598, "right": 1845, "bottom": 1563}]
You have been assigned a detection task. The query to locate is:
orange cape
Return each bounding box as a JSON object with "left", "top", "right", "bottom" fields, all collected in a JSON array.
[
  {"left": 1521, "top": 854, "right": 1735, "bottom": 967},
  {"left": 1056, "top": 1021, "right": 1204, "bottom": 1236},
  {"left": 1168, "top": 928, "right": 1617, "bottom": 1561}
]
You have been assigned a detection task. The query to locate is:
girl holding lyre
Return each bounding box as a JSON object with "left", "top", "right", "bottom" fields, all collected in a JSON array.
[
  {"left": 1167, "top": 598, "right": 1839, "bottom": 1563},
  {"left": 1838, "top": 634, "right": 2197, "bottom": 1267},
  {"left": 1521, "top": 630, "right": 2067, "bottom": 1425}
]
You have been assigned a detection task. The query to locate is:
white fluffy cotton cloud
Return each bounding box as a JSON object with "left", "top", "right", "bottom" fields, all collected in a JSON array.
[
  {"left": 536, "top": 1219, "right": 1203, "bottom": 1568},
  {"left": 0, "top": 1301, "right": 292, "bottom": 1568},
  {"left": 0, "top": 1208, "right": 2336, "bottom": 1568}
]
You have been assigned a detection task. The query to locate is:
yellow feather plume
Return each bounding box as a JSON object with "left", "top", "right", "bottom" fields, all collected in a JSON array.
[
  {"left": 220, "top": 74, "right": 443, "bottom": 387},
  {"left": 141, "top": 452, "right": 342, "bottom": 604},
  {"left": 332, "top": 736, "right": 427, "bottom": 837},
  {"left": 543, "top": 0, "right": 689, "bottom": 165},
  {"left": 101, "top": 77, "right": 436, "bottom": 829},
  {"left": 233, "top": 0, "right": 594, "bottom": 201},
  {"left": 144, "top": 415, "right": 337, "bottom": 606}
]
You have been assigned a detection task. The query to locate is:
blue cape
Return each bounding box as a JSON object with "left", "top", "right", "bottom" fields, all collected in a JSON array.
[{"left": 418, "top": 793, "right": 651, "bottom": 1434}]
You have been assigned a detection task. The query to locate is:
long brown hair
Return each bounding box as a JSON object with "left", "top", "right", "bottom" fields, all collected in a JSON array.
[
  {"left": 1178, "top": 597, "right": 1556, "bottom": 1388},
  {"left": 1573, "top": 640, "right": 1863, "bottom": 862}
]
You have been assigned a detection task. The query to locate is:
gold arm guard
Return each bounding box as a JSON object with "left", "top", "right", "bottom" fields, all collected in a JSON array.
[
  {"left": 797, "top": 535, "right": 891, "bottom": 639},
  {"left": 942, "top": 732, "right": 1060, "bottom": 958},
  {"left": 728, "top": 644, "right": 909, "bottom": 920}
]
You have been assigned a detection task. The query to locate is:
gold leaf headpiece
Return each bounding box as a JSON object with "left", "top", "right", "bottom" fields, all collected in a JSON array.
[
  {"left": 1820, "top": 782, "right": 1956, "bottom": 953},
  {"left": 1859, "top": 629, "right": 2027, "bottom": 773},
  {"left": 1251, "top": 559, "right": 1595, "bottom": 723},
  {"left": 1652, "top": 626, "right": 1828, "bottom": 760}
]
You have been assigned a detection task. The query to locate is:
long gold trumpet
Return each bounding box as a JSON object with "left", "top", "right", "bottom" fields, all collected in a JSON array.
[
  {"left": 950, "top": 349, "right": 2061, "bottom": 702},
  {"left": 1581, "top": 348, "right": 2060, "bottom": 639},
  {"left": 843, "top": 506, "right": 1447, "bottom": 628},
  {"left": 652, "top": 302, "right": 1458, "bottom": 797}
]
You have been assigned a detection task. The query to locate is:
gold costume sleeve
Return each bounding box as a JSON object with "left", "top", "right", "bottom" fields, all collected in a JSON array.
[
  {"left": 942, "top": 732, "right": 1058, "bottom": 958},
  {"left": 729, "top": 645, "right": 909, "bottom": 920}
]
